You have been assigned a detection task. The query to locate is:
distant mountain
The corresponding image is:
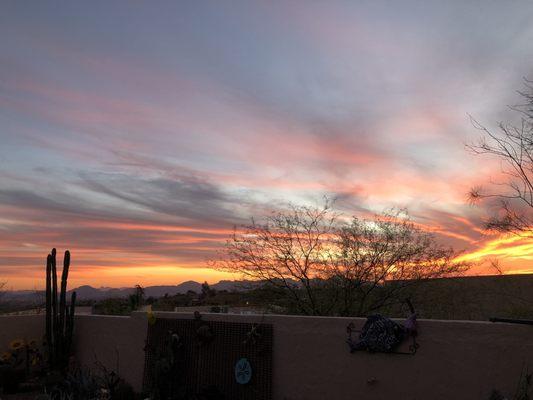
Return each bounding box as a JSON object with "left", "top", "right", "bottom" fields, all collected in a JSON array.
[
  {"left": 71, "top": 285, "right": 133, "bottom": 300},
  {"left": 2, "top": 290, "right": 41, "bottom": 301},
  {"left": 143, "top": 281, "right": 203, "bottom": 298},
  {"left": 212, "top": 280, "right": 264, "bottom": 291},
  {"left": 2, "top": 279, "right": 275, "bottom": 303},
  {"left": 67, "top": 280, "right": 262, "bottom": 300}
]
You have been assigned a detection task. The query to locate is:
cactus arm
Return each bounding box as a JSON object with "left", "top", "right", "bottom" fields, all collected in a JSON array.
[
  {"left": 45, "top": 249, "right": 75, "bottom": 371},
  {"left": 58, "top": 250, "right": 70, "bottom": 359},
  {"left": 66, "top": 291, "right": 77, "bottom": 360},
  {"left": 45, "top": 253, "right": 52, "bottom": 363},
  {"left": 51, "top": 248, "right": 58, "bottom": 366}
]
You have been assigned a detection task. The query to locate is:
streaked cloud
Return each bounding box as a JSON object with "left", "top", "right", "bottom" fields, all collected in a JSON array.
[{"left": 1, "top": 1, "right": 533, "bottom": 288}]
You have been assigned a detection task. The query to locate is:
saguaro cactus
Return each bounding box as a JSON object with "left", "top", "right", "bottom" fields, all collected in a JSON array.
[{"left": 45, "top": 249, "right": 77, "bottom": 370}]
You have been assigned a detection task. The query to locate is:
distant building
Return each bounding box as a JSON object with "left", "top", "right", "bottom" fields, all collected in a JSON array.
[
  {"left": 173, "top": 305, "right": 268, "bottom": 315},
  {"left": 74, "top": 306, "right": 94, "bottom": 315}
]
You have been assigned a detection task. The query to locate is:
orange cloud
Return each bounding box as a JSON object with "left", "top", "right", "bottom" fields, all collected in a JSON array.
[{"left": 456, "top": 234, "right": 533, "bottom": 274}]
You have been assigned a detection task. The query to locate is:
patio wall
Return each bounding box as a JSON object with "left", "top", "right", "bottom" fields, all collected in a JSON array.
[{"left": 1, "top": 312, "right": 533, "bottom": 400}]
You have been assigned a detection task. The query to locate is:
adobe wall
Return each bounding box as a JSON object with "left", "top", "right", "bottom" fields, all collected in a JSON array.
[{"left": 1, "top": 313, "right": 532, "bottom": 399}]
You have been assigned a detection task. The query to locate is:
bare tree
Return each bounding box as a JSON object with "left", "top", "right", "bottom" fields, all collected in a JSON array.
[
  {"left": 128, "top": 284, "right": 145, "bottom": 311},
  {"left": 332, "top": 210, "right": 469, "bottom": 316},
  {"left": 0, "top": 281, "right": 7, "bottom": 314},
  {"left": 468, "top": 81, "right": 533, "bottom": 235},
  {"left": 0, "top": 281, "right": 5, "bottom": 303},
  {"left": 488, "top": 258, "right": 504, "bottom": 275},
  {"left": 215, "top": 203, "right": 338, "bottom": 315},
  {"left": 33, "top": 287, "right": 46, "bottom": 314},
  {"left": 199, "top": 281, "right": 216, "bottom": 301},
  {"left": 215, "top": 205, "right": 468, "bottom": 316}
]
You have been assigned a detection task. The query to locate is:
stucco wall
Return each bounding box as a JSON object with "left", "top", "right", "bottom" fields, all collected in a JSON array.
[
  {"left": 0, "top": 314, "right": 45, "bottom": 349},
  {"left": 73, "top": 313, "right": 148, "bottom": 393},
  {"left": 1, "top": 312, "right": 532, "bottom": 399}
]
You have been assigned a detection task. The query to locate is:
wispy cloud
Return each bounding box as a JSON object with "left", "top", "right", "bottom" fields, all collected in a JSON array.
[{"left": 1, "top": 1, "right": 533, "bottom": 288}]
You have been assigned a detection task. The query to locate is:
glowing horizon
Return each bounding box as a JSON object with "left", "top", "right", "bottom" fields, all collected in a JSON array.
[{"left": 2, "top": 1, "right": 533, "bottom": 290}]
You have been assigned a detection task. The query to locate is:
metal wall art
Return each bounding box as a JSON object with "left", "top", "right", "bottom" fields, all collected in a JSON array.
[{"left": 143, "top": 316, "right": 273, "bottom": 400}]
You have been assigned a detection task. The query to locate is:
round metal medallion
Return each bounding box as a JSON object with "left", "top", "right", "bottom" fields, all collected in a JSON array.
[{"left": 235, "top": 357, "right": 252, "bottom": 384}]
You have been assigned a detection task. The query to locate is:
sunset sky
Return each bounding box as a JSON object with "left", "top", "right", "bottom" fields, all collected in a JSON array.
[{"left": 1, "top": 1, "right": 533, "bottom": 289}]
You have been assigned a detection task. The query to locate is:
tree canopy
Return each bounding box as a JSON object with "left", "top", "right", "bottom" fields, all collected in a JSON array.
[{"left": 215, "top": 204, "right": 468, "bottom": 316}]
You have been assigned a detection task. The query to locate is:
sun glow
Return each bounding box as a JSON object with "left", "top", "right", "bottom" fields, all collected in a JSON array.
[{"left": 455, "top": 233, "right": 533, "bottom": 274}]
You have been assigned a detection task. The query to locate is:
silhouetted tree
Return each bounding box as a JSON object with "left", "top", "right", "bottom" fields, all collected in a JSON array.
[
  {"left": 215, "top": 204, "right": 468, "bottom": 316},
  {"left": 333, "top": 210, "right": 469, "bottom": 316},
  {"left": 128, "top": 284, "right": 145, "bottom": 311},
  {"left": 215, "top": 203, "right": 336, "bottom": 315},
  {"left": 0, "top": 281, "right": 5, "bottom": 304},
  {"left": 199, "top": 281, "right": 216, "bottom": 301},
  {"left": 468, "top": 81, "right": 533, "bottom": 234},
  {"left": 32, "top": 287, "right": 46, "bottom": 314}
]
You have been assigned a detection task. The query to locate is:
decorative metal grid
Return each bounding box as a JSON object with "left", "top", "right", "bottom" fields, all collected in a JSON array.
[{"left": 143, "top": 317, "right": 273, "bottom": 400}]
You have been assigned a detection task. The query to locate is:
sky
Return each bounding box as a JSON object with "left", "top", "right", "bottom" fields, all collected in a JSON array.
[{"left": 1, "top": 1, "right": 533, "bottom": 289}]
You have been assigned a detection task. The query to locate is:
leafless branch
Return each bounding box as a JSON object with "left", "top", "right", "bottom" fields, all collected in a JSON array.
[
  {"left": 467, "top": 81, "right": 533, "bottom": 235},
  {"left": 213, "top": 204, "right": 468, "bottom": 316}
]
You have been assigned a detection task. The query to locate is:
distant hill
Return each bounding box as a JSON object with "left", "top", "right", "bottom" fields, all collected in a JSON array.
[
  {"left": 143, "top": 281, "right": 203, "bottom": 298},
  {"left": 72, "top": 285, "right": 134, "bottom": 300},
  {"left": 6, "top": 274, "right": 533, "bottom": 321},
  {"left": 408, "top": 273, "right": 533, "bottom": 320},
  {"left": 66, "top": 274, "right": 533, "bottom": 320},
  {"left": 66, "top": 280, "right": 255, "bottom": 300},
  {"left": 1, "top": 279, "right": 264, "bottom": 303}
]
